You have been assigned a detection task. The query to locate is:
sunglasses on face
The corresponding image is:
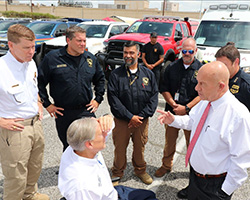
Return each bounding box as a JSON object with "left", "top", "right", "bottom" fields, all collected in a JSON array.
[{"left": 182, "top": 49, "right": 194, "bottom": 54}]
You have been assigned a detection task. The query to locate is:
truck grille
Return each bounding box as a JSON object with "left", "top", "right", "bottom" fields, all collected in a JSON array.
[{"left": 107, "top": 40, "right": 144, "bottom": 60}]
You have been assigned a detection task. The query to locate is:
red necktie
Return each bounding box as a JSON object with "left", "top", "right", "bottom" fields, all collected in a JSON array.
[{"left": 185, "top": 102, "right": 211, "bottom": 167}]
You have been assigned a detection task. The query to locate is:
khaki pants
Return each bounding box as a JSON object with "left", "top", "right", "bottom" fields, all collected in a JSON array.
[
  {"left": 112, "top": 118, "right": 149, "bottom": 177},
  {"left": 0, "top": 116, "right": 44, "bottom": 200},
  {"left": 161, "top": 125, "right": 190, "bottom": 170}
]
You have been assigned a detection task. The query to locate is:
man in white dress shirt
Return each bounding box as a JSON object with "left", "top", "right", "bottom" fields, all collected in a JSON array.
[
  {"left": 58, "top": 116, "right": 157, "bottom": 200},
  {"left": 58, "top": 116, "right": 118, "bottom": 199},
  {"left": 157, "top": 61, "right": 250, "bottom": 200},
  {"left": 0, "top": 24, "right": 49, "bottom": 200}
]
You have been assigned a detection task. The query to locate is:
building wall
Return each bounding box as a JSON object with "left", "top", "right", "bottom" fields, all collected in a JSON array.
[
  {"left": 114, "top": 0, "right": 149, "bottom": 10},
  {"left": 0, "top": 4, "right": 202, "bottom": 20}
]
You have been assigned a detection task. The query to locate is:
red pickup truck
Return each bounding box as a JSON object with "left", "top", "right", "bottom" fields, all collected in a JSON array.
[{"left": 96, "top": 15, "right": 193, "bottom": 80}]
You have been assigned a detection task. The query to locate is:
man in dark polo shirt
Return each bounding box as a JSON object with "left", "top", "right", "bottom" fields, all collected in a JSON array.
[
  {"left": 155, "top": 37, "right": 202, "bottom": 178},
  {"left": 142, "top": 32, "right": 164, "bottom": 88}
]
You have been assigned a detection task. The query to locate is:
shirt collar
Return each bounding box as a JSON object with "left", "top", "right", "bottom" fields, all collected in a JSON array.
[
  {"left": 69, "top": 146, "right": 100, "bottom": 166},
  {"left": 6, "top": 51, "right": 29, "bottom": 71},
  {"left": 211, "top": 90, "right": 231, "bottom": 110}
]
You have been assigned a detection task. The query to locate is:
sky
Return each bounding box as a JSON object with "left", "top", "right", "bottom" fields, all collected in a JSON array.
[{"left": 18, "top": 0, "right": 250, "bottom": 12}]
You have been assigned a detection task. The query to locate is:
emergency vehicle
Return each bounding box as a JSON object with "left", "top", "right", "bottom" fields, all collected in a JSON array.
[
  {"left": 194, "top": 4, "right": 250, "bottom": 73},
  {"left": 96, "top": 16, "right": 193, "bottom": 79}
]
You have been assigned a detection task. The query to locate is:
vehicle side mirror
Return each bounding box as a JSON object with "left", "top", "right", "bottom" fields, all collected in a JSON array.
[
  {"left": 55, "top": 30, "right": 65, "bottom": 37},
  {"left": 109, "top": 32, "right": 115, "bottom": 38},
  {"left": 174, "top": 31, "right": 183, "bottom": 42}
]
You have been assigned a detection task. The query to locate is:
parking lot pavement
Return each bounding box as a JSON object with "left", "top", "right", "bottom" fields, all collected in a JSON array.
[{"left": 0, "top": 93, "right": 250, "bottom": 199}]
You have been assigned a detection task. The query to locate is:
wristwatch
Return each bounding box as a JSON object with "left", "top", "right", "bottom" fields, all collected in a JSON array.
[{"left": 185, "top": 105, "right": 191, "bottom": 114}]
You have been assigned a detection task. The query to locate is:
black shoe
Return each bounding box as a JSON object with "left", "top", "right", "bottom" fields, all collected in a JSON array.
[{"left": 177, "top": 185, "right": 189, "bottom": 199}]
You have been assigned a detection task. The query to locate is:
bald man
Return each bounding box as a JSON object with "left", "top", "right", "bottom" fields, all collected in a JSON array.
[
  {"left": 155, "top": 37, "right": 202, "bottom": 177},
  {"left": 158, "top": 62, "right": 250, "bottom": 199}
]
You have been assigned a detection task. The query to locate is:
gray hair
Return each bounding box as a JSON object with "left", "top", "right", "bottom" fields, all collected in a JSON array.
[
  {"left": 67, "top": 118, "right": 98, "bottom": 151},
  {"left": 66, "top": 25, "right": 86, "bottom": 40}
]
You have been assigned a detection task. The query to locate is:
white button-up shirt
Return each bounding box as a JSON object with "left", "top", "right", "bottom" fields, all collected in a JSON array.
[
  {"left": 0, "top": 51, "right": 38, "bottom": 119},
  {"left": 171, "top": 91, "right": 250, "bottom": 195},
  {"left": 58, "top": 147, "right": 118, "bottom": 200}
]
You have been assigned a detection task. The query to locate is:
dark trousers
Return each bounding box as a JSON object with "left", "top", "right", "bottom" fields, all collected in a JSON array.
[
  {"left": 115, "top": 185, "right": 157, "bottom": 200},
  {"left": 55, "top": 108, "right": 95, "bottom": 151},
  {"left": 188, "top": 167, "right": 232, "bottom": 200},
  {"left": 152, "top": 66, "right": 161, "bottom": 89}
]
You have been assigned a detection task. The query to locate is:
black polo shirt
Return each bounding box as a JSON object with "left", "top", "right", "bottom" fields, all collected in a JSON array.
[
  {"left": 142, "top": 42, "right": 164, "bottom": 69},
  {"left": 160, "top": 58, "right": 202, "bottom": 112}
]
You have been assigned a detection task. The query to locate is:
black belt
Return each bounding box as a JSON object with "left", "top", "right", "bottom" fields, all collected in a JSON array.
[{"left": 194, "top": 171, "right": 227, "bottom": 179}]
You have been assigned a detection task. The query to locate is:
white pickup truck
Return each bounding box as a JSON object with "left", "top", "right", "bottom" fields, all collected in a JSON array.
[{"left": 36, "top": 20, "right": 129, "bottom": 65}]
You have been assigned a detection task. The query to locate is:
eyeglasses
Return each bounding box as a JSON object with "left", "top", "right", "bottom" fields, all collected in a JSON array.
[{"left": 182, "top": 49, "right": 194, "bottom": 54}]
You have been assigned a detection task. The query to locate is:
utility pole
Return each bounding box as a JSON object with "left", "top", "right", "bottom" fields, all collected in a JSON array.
[
  {"left": 5, "top": 0, "right": 8, "bottom": 11},
  {"left": 30, "top": 0, "right": 33, "bottom": 13},
  {"left": 162, "top": 0, "right": 166, "bottom": 16},
  {"left": 199, "top": 0, "right": 203, "bottom": 19}
]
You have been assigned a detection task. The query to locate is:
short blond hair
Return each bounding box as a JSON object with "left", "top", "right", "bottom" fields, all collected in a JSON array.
[{"left": 7, "top": 24, "right": 35, "bottom": 44}]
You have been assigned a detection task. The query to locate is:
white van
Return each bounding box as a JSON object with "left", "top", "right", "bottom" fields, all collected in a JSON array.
[{"left": 194, "top": 4, "right": 250, "bottom": 73}]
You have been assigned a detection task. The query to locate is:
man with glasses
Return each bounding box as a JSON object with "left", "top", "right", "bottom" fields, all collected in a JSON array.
[{"left": 155, "top": 37, "right": 202, "bottom": 178}]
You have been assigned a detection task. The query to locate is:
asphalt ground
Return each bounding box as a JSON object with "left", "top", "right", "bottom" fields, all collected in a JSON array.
[{"left": 0, "top": 93, "right": 250, "bottom": 200}]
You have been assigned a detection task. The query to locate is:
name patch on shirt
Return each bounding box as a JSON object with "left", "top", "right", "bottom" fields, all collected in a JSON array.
[
  {"left": 87, "top": 58, "right": 93, "bottom": 67},
  {"left": 57, "top": 64, "right": 67, "bottom": 68},
  {"left": 142, "top": 77, "right": 149, "bottom": 86},
  {"left": 230, "top": 84, "right": 239, "bottom": 94}
]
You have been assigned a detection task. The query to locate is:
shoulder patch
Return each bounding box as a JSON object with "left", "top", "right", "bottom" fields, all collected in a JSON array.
[
  {"left": 142, "top": 77, "right": 149, "bottom": 86},
  {"left": 87, "top": 58, "right": 93, "bottom": 67}
]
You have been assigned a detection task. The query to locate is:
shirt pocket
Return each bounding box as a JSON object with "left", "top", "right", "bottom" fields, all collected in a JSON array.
[
  {"left": 201, "top": 127, "right": 227, "bottom": 153},
  {"left": 139, "top": 84, "right": 152, "bottom": 102},
  {"left": 7, "top": 84, "right": 27, "bottom": 105}
]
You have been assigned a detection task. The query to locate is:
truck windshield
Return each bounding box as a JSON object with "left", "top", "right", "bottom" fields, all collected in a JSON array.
[
  {"left": 78, "top": 24, "right": 108, "bottom": 38},
  {"left": 28, "top": 23, "right": 56, "bottom": 35},
  {"left": 126, "top": 21, "right": 173, "bottom": 37},
  {"left": 195, "top": 21, "right": 250, "bottom": 49}
]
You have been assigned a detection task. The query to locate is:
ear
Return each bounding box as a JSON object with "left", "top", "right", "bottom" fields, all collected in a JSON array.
[
  {"left": 66, "top": 37, "right": 70, "bottom": 44},
  {"left": 85, "top": 141, "right": 93, "bottom": 149},
  {"left": 8, "top": 41, "right": 13, "bottom": 50},
  {"left": 234, "top": 58, "right": 240, "bottom": 66},
  {"left": 219, "top": 81, "right": 226, "bottom": 90}
]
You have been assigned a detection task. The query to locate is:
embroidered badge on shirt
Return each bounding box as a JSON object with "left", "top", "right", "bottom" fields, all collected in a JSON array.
[
  {"left": 87, "top": 58, "right": 93, "bottom": 67},
  {"left": 57, "top": 64, "right": 67, "bottom": 68},
  {"left": 230, "top": 84, "right": 239, "bottom": 94},
  {"left": 142, "top": 77, "right": 149, "bottom": 86},
  {"left": 193, "top": 70, "right": 198, "bottom": 79},
  {"left": 154, "top": 48, "right": 157, "bottom": 53}
]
